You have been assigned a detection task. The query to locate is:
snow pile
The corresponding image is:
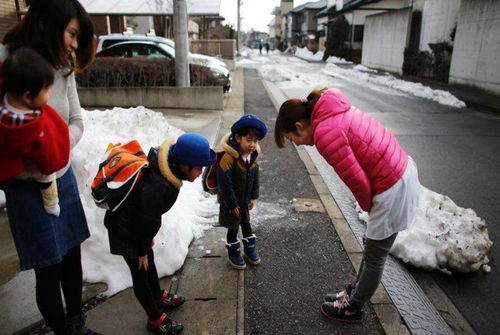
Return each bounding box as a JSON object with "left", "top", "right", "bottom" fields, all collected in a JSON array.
[
  {"left": 353, "top": 64, "right": 376, "bottom": 73},
  {"left": 358, "top": 187, "right": 493, "bottom": 274},
  {"left": 259, "top": 64, "right": 295, "bottom": 82},
  {"left": 236, "top": 59, "right": 257, "bottom": 65},
  {"left": 72, "top": 107, "right": 218, "bottom": 296},
  {"left": 0, "top": 191, "right": 5, "bottom": 208},
  {"left": 295, "top": 47, "right": 324, "bottom": 62},
  {"left": 326, "top": 55, "right": 352, "bottom": 64},
  {"left": 323, "top": 63, "right": 466, "bottom": 108}
]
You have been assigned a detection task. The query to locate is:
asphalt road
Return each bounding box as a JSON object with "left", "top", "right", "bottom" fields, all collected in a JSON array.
[
  {"left": 243, "top": 69, "right": 384, "bottom": 334},
  {"left": 263, "top": 59, "right": 500, "bottom": 335}
]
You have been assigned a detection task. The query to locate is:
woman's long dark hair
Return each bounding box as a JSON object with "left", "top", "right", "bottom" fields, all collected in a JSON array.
[
  {"left": 274, "top": 88, "right": 327, "bottom": 148},
  {"left": 4, "top": 0, "right": 95, "bottom": 73}
]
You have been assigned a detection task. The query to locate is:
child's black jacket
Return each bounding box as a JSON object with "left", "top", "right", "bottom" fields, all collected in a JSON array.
[
  {"left": 216, "top": 133, "right": 260, "bottom": 211},
  {"left": 104, "top": 139, "right": 184, "bottom": 258}
]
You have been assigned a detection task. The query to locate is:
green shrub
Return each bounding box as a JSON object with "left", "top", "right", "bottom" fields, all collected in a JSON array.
[
  {"left": 403, "top": 49, "right": 433, "bottom": 77},
  {"left": 429, "top": 42, "right": 453, "bottom": 82}
]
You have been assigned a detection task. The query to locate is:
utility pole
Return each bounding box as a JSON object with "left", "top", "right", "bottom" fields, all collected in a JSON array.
[
  {"left": 173, "top": 0, "right": 190, "bottom": 86},
  {"left": 236, "top": 0, "right": 241, "bottom": 55}
]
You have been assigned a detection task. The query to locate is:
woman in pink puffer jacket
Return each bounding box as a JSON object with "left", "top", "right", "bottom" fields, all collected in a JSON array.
[{"left": 275, "top": 88, "right": 421, "bottom": 323}]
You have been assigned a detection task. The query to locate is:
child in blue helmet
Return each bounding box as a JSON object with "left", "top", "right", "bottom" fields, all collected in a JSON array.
[
  {"left": 217, "top": 114, "right": 267, "bottom": 269},
  {"left": 104, "top": 133, "right": 216, "bottom": 335}
]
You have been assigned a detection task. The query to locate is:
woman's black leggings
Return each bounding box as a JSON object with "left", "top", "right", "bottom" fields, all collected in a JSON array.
[
  {"left": 124, "top": 249, "right": 163, "bottom": 321},
  {"left": 33, "top": 246, "right": 83, "bottom": 335}
]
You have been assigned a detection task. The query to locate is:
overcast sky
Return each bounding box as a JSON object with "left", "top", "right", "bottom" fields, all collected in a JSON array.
[{"left": 220, "top": 0, "right": 311, "bottom": 32}]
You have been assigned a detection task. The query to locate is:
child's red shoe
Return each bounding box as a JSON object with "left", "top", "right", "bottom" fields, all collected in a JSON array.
[
  {"left": 147, "top": 313, "right": 183, "bottom": 334},
  {"left": 155, "top": 290, "right": 186, "bottom": 309}
]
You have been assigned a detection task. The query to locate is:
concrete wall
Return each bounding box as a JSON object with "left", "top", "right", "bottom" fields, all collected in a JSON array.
[
  {"left": 419, "top": 0, "right": 461, "bottom": 51},
  {"left": 361, "top": 8, "right": 412, "bottom": 74},
  {"left": 78, "top": 87, "right": 224, "bottom": 110},
  {"left": 449, "top": 0, "right": 500, "bottom": 93}
]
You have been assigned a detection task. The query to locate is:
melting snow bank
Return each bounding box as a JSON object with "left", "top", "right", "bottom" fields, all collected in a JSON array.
[
  {"left": 322, "top": 63, "right": 466, "bottom": 108},
  {"left": 259, "top": 65, "right": 296, "bottom": 82},
  {"left": 73, "top": 107, "right": 218, "bottom": 296},
  {"left": 326, "top": 55, "right": 353, "bottom": 64},
  {"left": 295, "top": 47, "right": 324, "bottom": 62},
  {"left": 358, "top": 187, "right": 492, "bottom": 274}
]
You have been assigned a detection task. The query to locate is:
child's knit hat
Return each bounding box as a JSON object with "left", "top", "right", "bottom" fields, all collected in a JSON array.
[
  {"left": 231, "top": 114, "right": 267, "bottom": 140},
  {"left": 171, "top": 133, "right": 216, "bottom": 167}
]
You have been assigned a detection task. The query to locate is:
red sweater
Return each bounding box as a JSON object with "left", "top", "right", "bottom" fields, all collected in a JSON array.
[{"left": 0, "top": 104, "right": 70, "bottom": 181}]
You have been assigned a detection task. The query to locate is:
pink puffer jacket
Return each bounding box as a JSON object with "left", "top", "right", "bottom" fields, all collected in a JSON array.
[{"left": 311, "top": 88, "right": 408, "bottom": 212}]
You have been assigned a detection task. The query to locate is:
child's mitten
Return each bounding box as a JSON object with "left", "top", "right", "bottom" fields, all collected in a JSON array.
[{"left": 41, "top": 181, "right": 60, "bottom": 217}]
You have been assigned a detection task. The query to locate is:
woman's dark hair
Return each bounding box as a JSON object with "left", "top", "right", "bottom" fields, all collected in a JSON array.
[
  {"left": 274, "top": 88, "right": 327, "bottom": 148},
  {"left": 4, "top": 0, "right": 95, "bottom": 73},
  {"left": 3, "top": 47, "right": 54, "bottom": 98}
]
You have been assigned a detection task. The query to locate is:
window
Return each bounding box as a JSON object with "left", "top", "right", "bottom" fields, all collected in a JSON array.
[
  {"left": 130, "top": 45, "right": 166, "bottom": 59},
  {"left": 99, "top": 45, "right": 129, "bottom": 57},
  {"left": 353, "top": 25, "right": 364, "bottom": 42}
]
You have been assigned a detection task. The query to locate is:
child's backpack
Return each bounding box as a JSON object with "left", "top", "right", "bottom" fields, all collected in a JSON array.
[
  {"left": 91, "top": 140, "right": 149, "bottom": 212},
  {"left": 201, "top": 150, "right": 225, "bottom": 195}
]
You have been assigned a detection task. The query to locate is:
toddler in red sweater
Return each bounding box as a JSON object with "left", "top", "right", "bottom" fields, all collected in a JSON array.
[{"left": 0, "top": 48, "right": 70, "bottom": 216}]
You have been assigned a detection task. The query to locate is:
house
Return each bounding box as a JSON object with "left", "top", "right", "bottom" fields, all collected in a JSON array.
[
  {"left": 0, "top": 0, "right": 28, "bottom": 41},
  {"left": 359, "top": 0, "right": 500, "bottom": 93},
  {"left": 317, "top": 0, "right": 409, "bottom": 50},
  {"left": 283, "top": 0, "right": 327, "bottom": 48},
  {"left": 268, "top": 0, "right": 294, "bottom": 50},
  {"left": 77, "top": 0, "right": 223, "bottom": 39},
  {"left": 246, "top": 30, "right": 269, "bottom": 49}
]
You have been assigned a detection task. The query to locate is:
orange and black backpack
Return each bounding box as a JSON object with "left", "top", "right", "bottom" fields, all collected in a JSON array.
[{"left": 91, "top": 140, "right": 149, "bottom": 212}]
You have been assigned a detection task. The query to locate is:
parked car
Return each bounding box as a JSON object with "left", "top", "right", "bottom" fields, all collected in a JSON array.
[
  {"left": 96, "top": 40, "right": 231, "bottom": 92},
  {"left": 96, "top": 34, "right": 228, "bottom": 70}
]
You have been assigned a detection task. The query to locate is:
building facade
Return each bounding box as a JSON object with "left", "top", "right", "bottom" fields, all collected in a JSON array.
[{"left": 0, "top": 0, "right": 28, "bottom": 42}]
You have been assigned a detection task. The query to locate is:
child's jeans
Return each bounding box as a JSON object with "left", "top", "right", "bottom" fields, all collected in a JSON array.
[{"left": 349, "top": 233, "right": 398, "bottom": 308}]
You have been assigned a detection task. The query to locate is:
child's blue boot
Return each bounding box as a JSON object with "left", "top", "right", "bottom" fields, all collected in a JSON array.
[
  {"left": 242, "top": 235, "right": 261, "bottom": 265},
  {"left": 226, "top": 240, "right": 246, "bottom": 270}
]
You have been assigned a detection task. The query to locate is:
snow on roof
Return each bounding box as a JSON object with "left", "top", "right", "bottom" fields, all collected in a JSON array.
[{"left": 78, "top": 0, "right": 221, "bottom": 16}]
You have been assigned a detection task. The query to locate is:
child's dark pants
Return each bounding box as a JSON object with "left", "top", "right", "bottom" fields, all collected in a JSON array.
[
  {"left": 124, "top": 249, "right": 163, "bottom": 321},
  {"left": 349, "top": 233, "right": 398, "bottom": 308},
  {"left": 226, "top": 208, "right": 253, "bottom": 243},
  {"left": 34, "top": 246, "right": 83, "bottom": 335}
]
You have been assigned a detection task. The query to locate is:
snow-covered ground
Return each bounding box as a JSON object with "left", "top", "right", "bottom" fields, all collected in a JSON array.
[
  {"left": 322, "top": 63, "right": 466, "bottom": 108},
  {"left": 71, "top": 107, "right": 218, "bottom": 296},
  {"left": 238, "top": 47, "right": 465, "bottom": 108},
  {"left": 0, "top": 107, "right": 219, "bottom": 296}
]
